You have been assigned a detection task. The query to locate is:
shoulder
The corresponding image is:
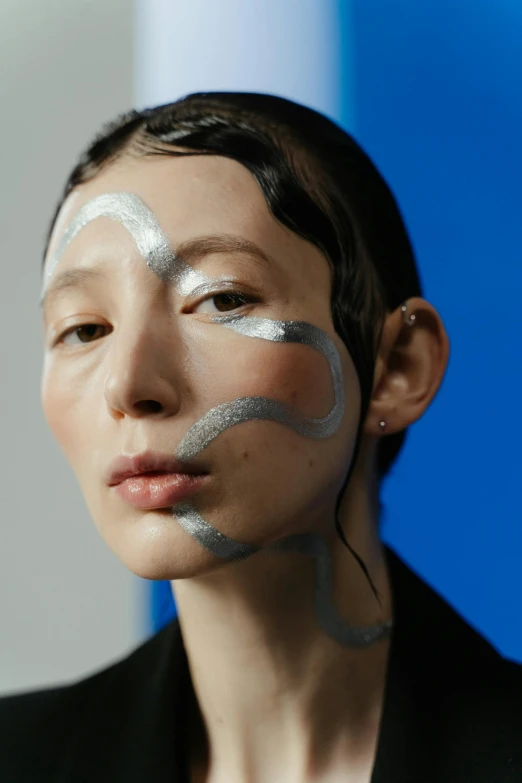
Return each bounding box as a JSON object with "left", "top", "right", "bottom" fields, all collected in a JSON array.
[
  {"left": 458, "top": 650, "right": 522, "bottom": 740},
  {"left": 0, "top": 677, "right": 92, "bottom": 780},
  {"left": 384, "top": 546, "right": 522, "bottom": 779},
  {"left": 437, "top": 651, "right": 522, "bottom": 780},
  {"left": 0, "top": 619, "right": 182, "bottom": 782}
]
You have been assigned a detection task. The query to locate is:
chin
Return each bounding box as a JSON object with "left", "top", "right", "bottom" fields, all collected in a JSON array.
[{"left": 100, "top": 510, "right": 230, "bottom": 581}]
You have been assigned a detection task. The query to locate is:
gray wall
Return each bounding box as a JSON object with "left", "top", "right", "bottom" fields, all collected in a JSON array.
[{"left": 0, "top": 0, "right": 145, "bottom": 696}]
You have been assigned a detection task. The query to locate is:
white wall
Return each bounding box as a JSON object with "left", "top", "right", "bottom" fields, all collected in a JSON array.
[{"left": 0, "top": 0, "right": 144, "bottom": 696}]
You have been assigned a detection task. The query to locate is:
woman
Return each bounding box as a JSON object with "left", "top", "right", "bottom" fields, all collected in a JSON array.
[{"left": 1, "top": 92, "right": 521, "bottom": 782}]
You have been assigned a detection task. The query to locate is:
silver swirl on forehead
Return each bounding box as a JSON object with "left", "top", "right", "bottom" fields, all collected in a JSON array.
[
  {"left": 175, "top": 314, "right": 344, "bottom": 463},
  {"left": 40, "top": 191, "right": 207, "bottom": 302}
]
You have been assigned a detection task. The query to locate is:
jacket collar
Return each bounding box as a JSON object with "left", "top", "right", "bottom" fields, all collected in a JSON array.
[{"left": 63, "top": 545, "right": 517, "bottom": 782}]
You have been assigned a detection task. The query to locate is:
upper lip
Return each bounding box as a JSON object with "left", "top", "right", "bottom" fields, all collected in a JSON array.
[{"left": 106, "top": 450, "right": 206, "bottom": 487}]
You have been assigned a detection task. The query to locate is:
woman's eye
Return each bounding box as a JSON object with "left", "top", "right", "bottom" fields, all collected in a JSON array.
[
  {"left": 58, "top": 324, "right": 109, "bottom": 346},
  {"left": 54, "top": 292, "right": 255, "bottom": 346},
  {"left": 193, "top": 291, "right": 256, "bottom": 314}
]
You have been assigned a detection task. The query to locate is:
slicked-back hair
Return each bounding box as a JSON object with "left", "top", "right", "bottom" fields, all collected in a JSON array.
[{"left": 43, "top": 92, "right": 422, "bottom": 560}]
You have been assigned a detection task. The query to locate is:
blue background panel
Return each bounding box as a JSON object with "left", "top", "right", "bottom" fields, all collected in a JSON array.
[{"left": 353, "top": 0, "right": 522, "bottom": 660}]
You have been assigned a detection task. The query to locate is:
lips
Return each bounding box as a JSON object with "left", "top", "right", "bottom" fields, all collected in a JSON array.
[
  {"left": 106, "top": 451, "right": 206, "bottom": 487},
  {"left": 106, "top": 451, "right": 209, "bottom": 510},
  {"left": 113, "top": 472, "right": 207, "bottom": 509}
]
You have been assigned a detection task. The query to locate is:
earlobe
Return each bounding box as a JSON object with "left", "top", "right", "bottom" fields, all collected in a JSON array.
[{"left": 364, "top": 297, "right": 450, "bottom": 437}]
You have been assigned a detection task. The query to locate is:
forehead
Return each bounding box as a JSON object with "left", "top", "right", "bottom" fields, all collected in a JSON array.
[{"left": 46, "top": 154, "right": 309, "bottom": 269}]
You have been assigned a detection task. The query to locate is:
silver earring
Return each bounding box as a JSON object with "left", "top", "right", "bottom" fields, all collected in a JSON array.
[
  {"left": 378, "top": 303, "right": 414, "bottom": 436},
  {"left": 401, "top": 300, "right": 416, "bottom": 326}
]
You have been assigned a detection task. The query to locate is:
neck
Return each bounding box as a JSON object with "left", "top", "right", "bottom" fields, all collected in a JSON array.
[{"left": 171, "top": 478, "right": 393, "bottom": 781}]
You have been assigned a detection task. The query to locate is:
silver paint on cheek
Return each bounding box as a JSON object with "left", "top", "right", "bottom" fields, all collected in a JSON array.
[
  {"left": 40, "top": 191, "right": 207, "bottom": 303},
  {"left": 175, "top": 313, "right": 344, "bottom": 462},
  {"left": 174, "top": 503, "right": 258, "bottom": 562},
  {"left": 168, "top": 306, "right": 392, "bottom": 646},
  {"left": 170, "top": 309, "right": 393, "bottom": 647}
]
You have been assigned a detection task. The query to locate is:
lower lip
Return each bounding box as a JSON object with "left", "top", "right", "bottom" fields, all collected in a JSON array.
[{"left": 112, "top": 472, "right": 208, "bottom": 509}]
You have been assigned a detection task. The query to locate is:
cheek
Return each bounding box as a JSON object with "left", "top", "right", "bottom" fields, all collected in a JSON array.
[
  {"left": 41, "top": 364, "right": 94, "bottom": 465},
  {"left": 187, "top": 334, "right": 335, "bottom": 417},
  {"left": 257, "top": 343, "right": 335, "bottom": 416},
  {"left": 189, "top": 356, "right": 360, "bottom": 545}
]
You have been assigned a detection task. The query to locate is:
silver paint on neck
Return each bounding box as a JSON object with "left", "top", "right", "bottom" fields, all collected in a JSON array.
[{"left": 271, "top": 533, "right": 393, "bottom": 647}]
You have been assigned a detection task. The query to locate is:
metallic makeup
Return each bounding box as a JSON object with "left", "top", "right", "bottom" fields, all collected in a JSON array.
[
  {"left": 40, "top": 191, "right": 208, "bottom": 304},
  {"left": 175, "top": 313, "right": 344, "bottom": 463},
  {"left": 43, "top": 191, "right": 392, "bottom": 647}
]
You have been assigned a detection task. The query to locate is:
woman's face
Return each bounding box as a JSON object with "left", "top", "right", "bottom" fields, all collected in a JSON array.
[{"left": 41, "top": 153, "right": 361, "bottom": 579}]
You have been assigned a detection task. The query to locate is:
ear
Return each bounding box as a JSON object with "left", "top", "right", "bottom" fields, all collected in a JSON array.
[{"left": 363, "top": 297, "right": 450, "bottom": 436}]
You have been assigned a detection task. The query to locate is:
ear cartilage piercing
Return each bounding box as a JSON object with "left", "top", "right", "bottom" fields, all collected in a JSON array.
[
  {"left": 401, "top": 302, "right": 416, "bottom": 326},
  {"left": 379, "top": 420, "right": 386, "bottom": 432}
]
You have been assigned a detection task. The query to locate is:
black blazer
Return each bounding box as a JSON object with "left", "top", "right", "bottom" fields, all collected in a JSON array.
[{"left": 1, "top": 546, "right": 521, "bottom": 782}]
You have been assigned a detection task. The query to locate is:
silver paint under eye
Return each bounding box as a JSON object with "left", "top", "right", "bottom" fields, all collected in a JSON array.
[
  {"left": 175, "top": 314, "right": 344, "bottom": 462},
  {"left": 41, "top": 191, "right": 208, "bottom": 302}
]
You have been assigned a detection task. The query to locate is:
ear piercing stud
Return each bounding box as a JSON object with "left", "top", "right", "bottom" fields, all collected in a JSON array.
[
  {"left": 401, "top": 302, "right": 416, "bottom": 326},
  {"left": 378, "top": 300, "right": 416, "bottom": 436}
]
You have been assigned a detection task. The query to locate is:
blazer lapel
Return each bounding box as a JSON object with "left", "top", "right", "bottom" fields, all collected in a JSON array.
[
  {"left": 371, "top": 546, "right": 522, "bottom": 782},
  {"left": 61, "top": 546, "right": 521, "bottom": 782},
  {"left": 58, "top": 618, "right": 191, "bottom": 782}
]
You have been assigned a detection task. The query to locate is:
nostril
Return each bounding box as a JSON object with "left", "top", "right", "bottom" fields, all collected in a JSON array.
[{"left": 135, "top": 400, "right": 162, "bottom": 414}]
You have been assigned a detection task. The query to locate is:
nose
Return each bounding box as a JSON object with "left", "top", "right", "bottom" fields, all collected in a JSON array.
[{"left": 103, "top": 313, "right": 183, "bottom": 421}]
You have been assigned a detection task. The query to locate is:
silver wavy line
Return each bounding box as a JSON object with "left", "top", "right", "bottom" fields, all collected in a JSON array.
[
  {"left": 41, "top": 191, "right": 207, "bottom": 302},
  {"left": 270, "top": 534, "right": 393, "bottom": 647},
  {"left": 174, "top": 503, "right": 258, "bottom": 562},
  {"left": 175, "top": 315, "right": 344, "bottom": 462}
]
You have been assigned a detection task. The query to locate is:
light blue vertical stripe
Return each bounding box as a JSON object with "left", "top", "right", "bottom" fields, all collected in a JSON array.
[
  {"left": 133, "top": 0, "right": 356, "bottom": 635},
  {"left": 134, "top": 0, "right": 349, "bottom": 122}
]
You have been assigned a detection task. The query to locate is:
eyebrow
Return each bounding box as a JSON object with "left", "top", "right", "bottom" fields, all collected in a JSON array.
[
  {"left": 174, "top": 233, "right": 276, "bottom": 270},
  {"left": 40, "top": 268, "right": 107, "bottom": 319},
  {"left": 40, "top": 233, "right": 277, "bottom": 317}
]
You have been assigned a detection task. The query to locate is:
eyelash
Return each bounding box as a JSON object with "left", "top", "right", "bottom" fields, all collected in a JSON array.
[{"left": 54, "top": 290, "right": 258, "bottom": 347}]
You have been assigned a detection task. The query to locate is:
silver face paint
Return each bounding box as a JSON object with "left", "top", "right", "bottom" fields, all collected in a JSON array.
[
  {"left": 172, "top": 312, "right": 390, "bottom": 647},
  {"left": 174, "top": 503, "right": 259, "bottom": 562},
  {"left": 175, "top": 314, "right": 344, "bottom": 462},
  {"left": 41, "top": 192, "right": 207, "bottom": 303},
  {"left": 271, "top": 534, "right": 393, "bottom": 647},
  {"left": 50, "top": 191, "right": 393, "bottom": 648}
]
